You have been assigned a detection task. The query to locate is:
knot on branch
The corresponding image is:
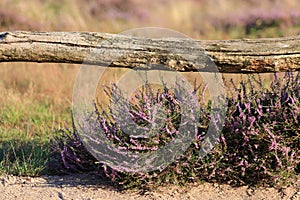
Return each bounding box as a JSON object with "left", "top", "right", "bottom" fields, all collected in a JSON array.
[{"left": 0, "top": 32, "right": 8, "bottom": 40}]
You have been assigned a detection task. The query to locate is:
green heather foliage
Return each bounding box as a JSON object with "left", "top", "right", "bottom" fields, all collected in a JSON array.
[{"left": 51, "top": 72, "right": 299, "bottom": 189}]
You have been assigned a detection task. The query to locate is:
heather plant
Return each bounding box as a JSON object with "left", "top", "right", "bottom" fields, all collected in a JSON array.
[
  {"left": 205, "top": 73, "right": 300, "bottom": 186},
  {"left": 51, "top": 72, "right": 299, "bottom": 190},
  {"left": 49, "top": 129, "right": 99, "bottom": 174}
]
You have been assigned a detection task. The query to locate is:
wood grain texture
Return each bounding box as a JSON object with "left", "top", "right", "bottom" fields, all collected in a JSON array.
[{"left": 0, "top": 31, "right": 299, "bottom": 73}]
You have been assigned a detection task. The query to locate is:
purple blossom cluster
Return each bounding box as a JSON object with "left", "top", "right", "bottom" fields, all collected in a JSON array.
[
  {"left": 49, "top": 129, "right": 99, "bottom": 174},
  {"left": 98, "top": 81, "right": 196, "bottom": 152},
  {"left": 50, "top": 72, "right": 299, "bottom": 189},
  {"left": 201, "top": 73, "right": 300, "bottom": 186}
]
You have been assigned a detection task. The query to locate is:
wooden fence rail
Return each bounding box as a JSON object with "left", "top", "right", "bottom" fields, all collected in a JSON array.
[{"left": 0, "top": 31, "right": 299, "bottom": 73}]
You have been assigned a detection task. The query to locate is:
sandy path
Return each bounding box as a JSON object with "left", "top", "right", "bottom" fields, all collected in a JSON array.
[{"left": 0, "top": 173, "right": 299, "bottom": 200}]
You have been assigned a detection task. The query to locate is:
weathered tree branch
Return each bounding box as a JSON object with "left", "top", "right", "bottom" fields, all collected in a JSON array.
[{"left": 0, "top": 31, "right": 299, "bottom": 73}]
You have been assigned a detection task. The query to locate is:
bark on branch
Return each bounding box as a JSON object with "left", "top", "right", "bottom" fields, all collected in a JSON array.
[{"left": 0, "top": 31, "right": 299, "bottom": 73}]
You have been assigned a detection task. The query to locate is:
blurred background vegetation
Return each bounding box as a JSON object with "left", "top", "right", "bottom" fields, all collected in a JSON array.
[
  {"left": 1, "top": 0, "right": 299, "bottom": 38},
  {"left": 0, "top": 0, "right": 299, "bottom": 176}
]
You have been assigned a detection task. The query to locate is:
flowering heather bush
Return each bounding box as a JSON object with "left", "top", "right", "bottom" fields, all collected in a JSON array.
[
  {"left": 51, "top": 72, "right": 299, "bottom": 189},
  {"left": 49, "top": 129, "right": 99, "bottom": 174},
  {"left": 204, "top": 73, "right": 300, "bottom": 186},
  {"left": 96, "top": 80, "right": 205, "bottom": 152}
]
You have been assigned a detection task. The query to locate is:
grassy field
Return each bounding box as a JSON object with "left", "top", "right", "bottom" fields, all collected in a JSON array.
[
  {"left": 0, "top": 64, "right": 75, "bottom": 175},
  {"left": 0, "top": 0, "right": 299, "bottom": 178}
]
